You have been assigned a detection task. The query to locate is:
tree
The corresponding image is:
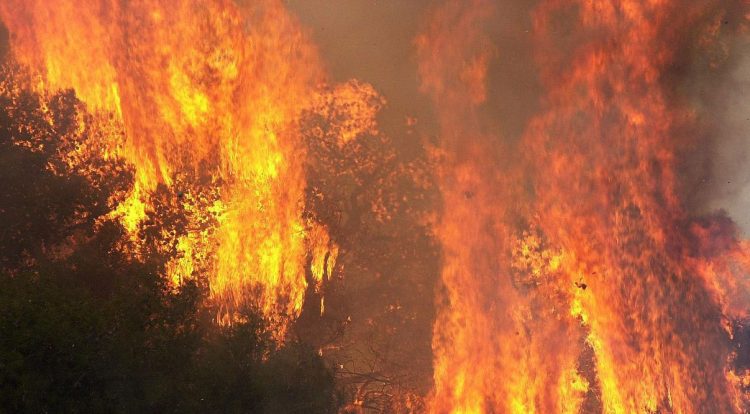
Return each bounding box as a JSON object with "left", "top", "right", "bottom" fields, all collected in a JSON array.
[
  {"left": 298, "top": 81, "right": 439, "bottom": 411},
  {"left": 0, "top": 60, "right": 337, "bottom": 413}
]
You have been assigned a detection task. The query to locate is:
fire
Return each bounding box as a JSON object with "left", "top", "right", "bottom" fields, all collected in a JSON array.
[
  {"left": 526, "top": 1, "right": 750, "bottom": 411},
  {"left": 3, "top": 0, "right": 750, "bottom": 410},
  {"left": 418, "top": 1, "right": 582, "bottom": 412},
  {"left": 0, "top": 0, "right": 350, "bottom": 326},
  {"left": 420, "top": 0, "right": 750, "bottom": 413}
]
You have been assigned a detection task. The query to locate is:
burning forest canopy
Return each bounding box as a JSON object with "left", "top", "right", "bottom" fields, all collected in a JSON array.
[{"left": 0, "top": 0, "right": 750, "bottom": 413}]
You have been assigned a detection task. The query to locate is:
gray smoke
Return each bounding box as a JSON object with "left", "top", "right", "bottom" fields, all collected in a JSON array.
[{"left": 700, "top": 38, "right": 750, "bottom": 235}]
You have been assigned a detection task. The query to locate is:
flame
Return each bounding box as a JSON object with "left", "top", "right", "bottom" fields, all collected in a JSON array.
[
  {"left": 526, "top": 1, "right": 749, "bottom": 411},
  {"left": 417, "top": 1, "right": 587, "bottom": 412},
  {"left": 4, "top": 0, "right": 750, "bottom": 409},
  {"left": 0, "top": 0, "right": 350, "bottom": 326},
  {"left": 420, "top": 0, "right": 750, "bottom": 412}
]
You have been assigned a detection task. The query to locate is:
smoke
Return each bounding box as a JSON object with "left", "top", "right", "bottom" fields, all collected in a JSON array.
[
  {"left": 286, "top": 0, "right": 542, "bottom": 142},
  {"left": 287, "top": 0, "right": 436, "bottom": 138},
  {"left": 2, "top": 0, "right": 749, "bottom": 410},
  {"left": 710, "top": 50, "right": 750, "bottom": 234},
  {"left": 288, "top": 1, "right": 750, "bottom": 410},
  {"left": 692, "top": 36, "right": 750, "bottom": 235},
  {"left": 416, "top": 0, "right": 750, "bottom": 411}
]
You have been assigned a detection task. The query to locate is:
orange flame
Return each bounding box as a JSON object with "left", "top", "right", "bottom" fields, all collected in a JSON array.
[
  {"left": 526, "top": 1, "right": 749, "bottom": 411},
  {"left": 420, "top": 0, "right": 750, "bottom": 412}
]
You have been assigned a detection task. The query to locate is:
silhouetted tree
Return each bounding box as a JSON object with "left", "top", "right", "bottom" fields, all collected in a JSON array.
[
  {"left": 299, "top": 84, "right": 438, "bottom": 412},
  {"left": 0, "top": 60, "right": 336, "bottom": 413}
]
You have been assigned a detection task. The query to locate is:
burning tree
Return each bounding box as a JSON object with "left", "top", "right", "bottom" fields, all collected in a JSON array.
[
  {"left": 2, "top": 0, "right": 750, "bottom": 412},
  {"left": 419, "top": 0, "right": 750, "bottom": 412},
  {"left": 297, "top": 80, "right": 438, "bottom": 412},
  {"left": 0, "top": 49, "right": 337, "bottom": 414}
]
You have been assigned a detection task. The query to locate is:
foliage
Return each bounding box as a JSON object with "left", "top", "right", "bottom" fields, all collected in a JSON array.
[
  {"left": 0, "top": 62, "right": 336, "bottom": 414},
  {"left": 299, "top": 83, "right": 439, "bottom": 412}
]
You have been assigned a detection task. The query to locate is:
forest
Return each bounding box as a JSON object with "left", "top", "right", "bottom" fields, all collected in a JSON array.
[{"left": 2, "top": 1, "right": 750, "bottom": 413}]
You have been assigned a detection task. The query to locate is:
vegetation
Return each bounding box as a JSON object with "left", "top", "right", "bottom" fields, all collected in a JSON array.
[
  {"left": 298, "top": 83, "right": 438, "bottom": 412},
  {"left": 0, "top": 63, "right": 336, "bottom": 413}
]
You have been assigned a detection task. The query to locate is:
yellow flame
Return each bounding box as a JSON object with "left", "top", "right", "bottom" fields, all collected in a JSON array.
[{"left": 0, "top": 0, "right": 366, "bottom": 331}]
